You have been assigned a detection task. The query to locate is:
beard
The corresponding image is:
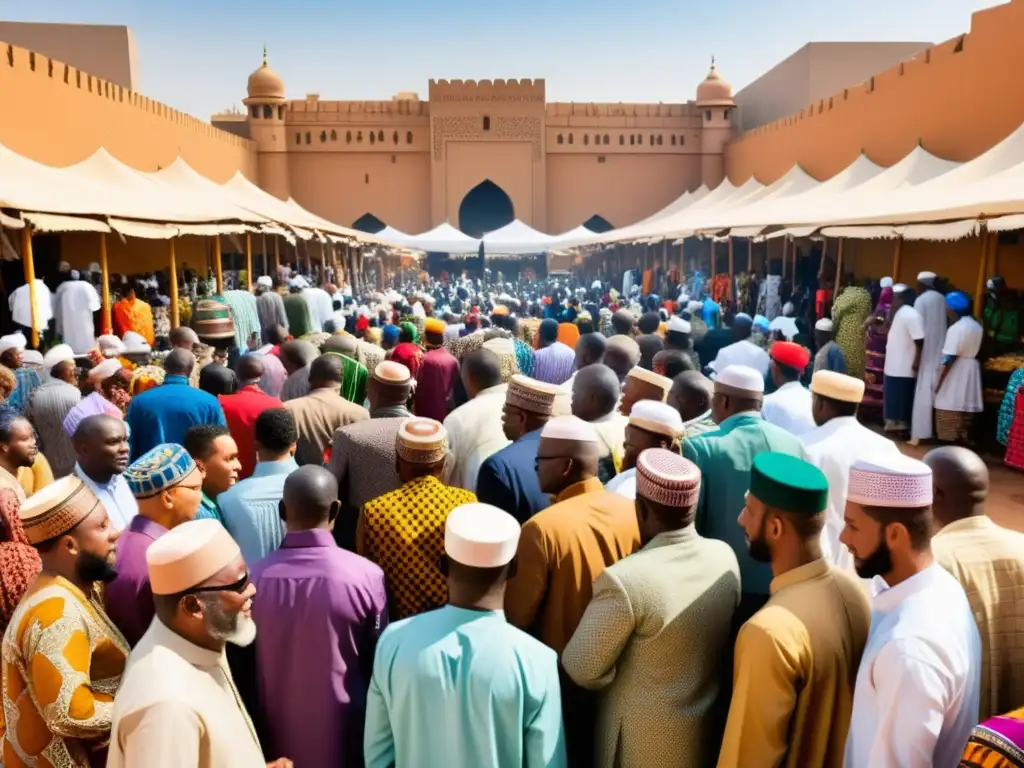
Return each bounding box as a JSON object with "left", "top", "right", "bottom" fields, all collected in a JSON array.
[
  {"left": 747, "top": 519, "right": 772, "bottom": 564},
  {"left": 77, "top": 550, "right": 118, "bottom": 583},
  {"left": 202, "top": 595, "right": 258, "bottom": 648},
  {"left": 854, "top": 535, "right": 894, "bottom": 579}
]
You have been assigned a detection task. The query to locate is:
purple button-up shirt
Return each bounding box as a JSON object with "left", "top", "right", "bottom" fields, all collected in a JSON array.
[
  {"left": 251, "top": 528, "right": 389, "bottom": 767},
  {"left": 105, "top": 515, "right": 168, "bottom": 647},
  {"left": 532, "top": 341, "right": 576, "bottom": 385}
]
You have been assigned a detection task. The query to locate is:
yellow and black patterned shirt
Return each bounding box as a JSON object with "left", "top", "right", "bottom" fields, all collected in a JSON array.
[{"left": 358, "top": 475, "right": 476, "bottom": 620}]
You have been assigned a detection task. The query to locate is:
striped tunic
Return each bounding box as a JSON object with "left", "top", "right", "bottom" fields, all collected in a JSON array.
[{"left": 25, "top": 380, "right": 81, "bottom": 478}]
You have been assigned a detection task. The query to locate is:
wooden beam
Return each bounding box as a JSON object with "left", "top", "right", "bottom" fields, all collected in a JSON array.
[
  {"left": 169, "top": 238, "right": 179, "bottom": 329},
  {"left": 21, "top": 228, "right": 38, "bottom": 348},
  {"left": 245, "top": 233, "right": 253, "bottom": 290},
  {"left": 892, "top": 236, "right": 903, "bottom": 282},
  {"left": 273, "top": 235, "right": 280, "bottom": 276},
  {"left": 99, "top": 232, "right": 112, "bottom": 334},
  {"left": 973, "top": 229, "right": 989, "bottom": 320},
  {"left": 781, "top": 237, "right": 787, "bottom": 279},
  {"left": 727, "top": 237, "right": 734, "bottom": 299},
  {"left": 213, "top": 236, "right": 223, "bottom": 295},
  {"left": 833, "top": 237, "right": 845, "bottom": 296}
]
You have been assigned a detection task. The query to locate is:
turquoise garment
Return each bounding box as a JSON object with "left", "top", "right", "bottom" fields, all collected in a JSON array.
[
  {"left": 195, "top": 491, "right": 222, "bottom": 523},
  {"left": 998, "top": 368, "right": 1024, "bottom": 446},
  {"left": 513, "top": 338, "right": 534, "bottom": 377},
  {"left": 365, "top": 605, "right": 567, "bottom": 768},
  {"left": 218, "top": 458, "right": 296, "bottom": 564},
  {"left": 125, "top": 375, "right": 226, "bottom": 461},
  {"left": 220, "top": 290, "right": 262, "bottom": 350},
  {"left": 8, "top": 367, "right": 41, "bottom": 414},
  {"left": 682, "top": 412, "right": 804, "bottom": 596}
]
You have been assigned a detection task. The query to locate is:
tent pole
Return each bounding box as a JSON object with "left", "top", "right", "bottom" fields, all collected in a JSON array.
[
  {"left": 833, "top": 238, "right": 844, "bottom": 297},
  {"left": 245, "top": 233, "right": 253, "bottom": 291},
  {"left": 213, "top": 235, "right": 223, "bottom": 295},
  {"left": 169, "top": 238, "right": 179, "bottom": 329},
  {"left": 727, "top": 237, "right": 734, "bottom": 300},
  {"left": 22, "top": 228, "right": 38, "bottom": 348},
  {"left": 780, "top": 237, "right": 787, "bottom": 280},
  {"left": 262, "top": 233, "right": 268, "bottom": 278},
  {"left": 973, "top": 228, "right": 989, "bottom": 320},
  {"left": 320, "top": 240, "right": 327, "bottom": 285},
  {"left": 99, "top": 232, "right": 112, "bottom": 334},
  {"left": 892, "top": 237, "right": 903, "bottom": 283},
  {"left": 709, "top": 239, "right": 716, "bottom": 285},
  {"left": 273, "top": 235, "right": 280, "bottom": 277},
  {"left": 747, "top": 239, "right": 753, "bottom": 271}
]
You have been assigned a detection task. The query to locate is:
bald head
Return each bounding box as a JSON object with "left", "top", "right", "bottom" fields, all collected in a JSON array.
[
  {"left": 670, "top": 371, "right": 713, "bottom": 422},
  {"left": 575, "top": 333, "right": 606, "bottom": 369},
  {"left": 169, "top": 326, "right": 199, "bottom": 350},
  {"left": 164, "top": 348, "right": 196, "bottom": 377},
  {"left": 924, "top": 446, "right": 989, "bottom": 527},
  {"left": 235, "top": 354, "right": 265, "bottom": 385},
  {"left": 571, "top": 364, "right": 621, "bottom": 422},
  {"left": 72, "top": 414, "right": 125, "bottom": 448},
  {"left": 282, "top": 465, "right": 340, "bottom": 530}
]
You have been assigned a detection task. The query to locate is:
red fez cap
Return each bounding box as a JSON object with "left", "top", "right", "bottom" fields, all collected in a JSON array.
[
  {"left": 356, "top": 316, "right": 370, "bottom": 332},
  {"left": 770, "top": 341, "right": 810, "bottom": 371}
]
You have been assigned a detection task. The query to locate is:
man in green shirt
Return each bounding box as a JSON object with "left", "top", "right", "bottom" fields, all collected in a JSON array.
[{"left": 682, "top": 364, "right": 805, "bottom": 626}]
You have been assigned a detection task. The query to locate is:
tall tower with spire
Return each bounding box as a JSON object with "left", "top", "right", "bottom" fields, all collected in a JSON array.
[
  {"left": 244, "top": 48, "right": 290, "bottom": 200},
  {"left": 696, "top": 56, "right": 735, "bottom": 188}
]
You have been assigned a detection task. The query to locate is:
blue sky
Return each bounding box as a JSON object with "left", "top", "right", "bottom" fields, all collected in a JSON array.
[{"left": 6, "top": 0, "right": 990, "bottom": 120}]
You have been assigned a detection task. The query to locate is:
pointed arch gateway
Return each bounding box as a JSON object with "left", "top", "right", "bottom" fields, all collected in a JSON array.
[
  {"left": 458, "top": 180, "right": 514, "bottom": 239},
  {"left": 582, "top": 214, "right": 614, "bottom": 233},
  {"left": 351, "top": 213, "right": 386, "bottom": 233}
]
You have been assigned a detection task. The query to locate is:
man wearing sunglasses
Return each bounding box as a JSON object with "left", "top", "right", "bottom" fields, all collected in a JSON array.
[{"left": 107, "top": 519, "right": 293, "bottom": 768}]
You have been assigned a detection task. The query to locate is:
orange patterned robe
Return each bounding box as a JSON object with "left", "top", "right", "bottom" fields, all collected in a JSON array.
[
  {"left": 1, "top": 573, "right": 129, "bottom": 767},
  {"left": 111, "top": 298, "right": 155, "bottom": 346}
]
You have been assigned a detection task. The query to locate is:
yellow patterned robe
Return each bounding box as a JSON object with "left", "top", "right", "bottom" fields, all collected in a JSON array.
[
  {"left": 356, "top": 475, "right": 476, "bottom": 619},
  {"left": 1, "top": 574, "right": 129, "bottom": 768}
]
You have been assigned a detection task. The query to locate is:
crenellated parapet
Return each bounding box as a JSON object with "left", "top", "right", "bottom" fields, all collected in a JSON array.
[{"left": 428, "top": 78, "right": 546, "bottom": 104}]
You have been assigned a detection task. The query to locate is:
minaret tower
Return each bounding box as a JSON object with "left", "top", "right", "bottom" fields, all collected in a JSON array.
[
  {"left": 244, "top": 47, "right": 290, "bottom": 200},
  {"left": 696, "top": 56, "right": 735, "bottom": 189}
]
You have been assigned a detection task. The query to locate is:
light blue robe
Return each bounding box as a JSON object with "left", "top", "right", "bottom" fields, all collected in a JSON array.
[{"left": 364, "top": 605, "right": 567, "bottom": 768}]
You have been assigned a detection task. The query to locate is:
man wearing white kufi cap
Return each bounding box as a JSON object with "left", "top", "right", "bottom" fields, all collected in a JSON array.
[
  {"left": 910, "top": 269, "right": 947, "bottom": 444},
  {"left": 802, "top": 370, "right": 900, "bottom": 572},
  {"left": 840, "top": 455, "right": 981, "bottom": 768},
  {"left": 255, "top": 275, "right": 289, "bottom": 341},
  {"left": 365, "top": 503, "right": 566, "bottom": 768},
  {"left": 107, "top": 519, "right": 278, "bottom": 768},
  {"left": 54, "top": 268, "right": 102, "bottom": 354},
  {"left": 0, "top": 331, "right": 42, "bottom": 414},
  {"left": 565, "top": 449, "right": 739, "bottom": 768},
  {"left": 706, "top": 313, "right": 771, "bottom": 379},
  {"left": 25, "top": 344, "right": 82, "bottom": 477},
  {"left": 505, "top": 415, "right": 639, "bottom": 766},
  {"left": 883, "top": 283, "right": 924, "bottom": 436},
  {"left": 682, "top": 365, "right": 804, "bottom": 623},
  {"left": 813, "top": 317, "right": 847, "bottom": 375},
  {"left": 606, "top": 400, "right": 684, "bottom": 500}
]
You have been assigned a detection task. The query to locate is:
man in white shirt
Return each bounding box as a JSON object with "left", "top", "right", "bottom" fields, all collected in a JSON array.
[
  {"left": 443, "top": 348, "right": 509, "bottom": 491},
  {"left": 54, "top": 273, "right": 102, "bottom": 354},
  {"left": 761, "top": 341, "right": 815, "bottom": 436},
  {"left": 911, "top": 271, "right": 948, "bottom": 445},
  {"left": 840, "top": 455, "right": 981, "bottom": 768},
  {"left": 802, "top": 371, "right": 900, "bottom": 571},
  {"left": 934, "top": 290, "right": 984, "bottom": 444},
  {"left": 708, "top": 313, "right": 770, "bottom": 378},
  {"left": 883, "top": 285, "right": 925, "bottom": 436}
]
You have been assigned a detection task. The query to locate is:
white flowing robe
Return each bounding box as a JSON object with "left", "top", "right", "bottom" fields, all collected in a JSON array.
[
  {"left": 911, "top": 289, "right": 947, "bottom": 440},
  {"left": 54, "top": 280, "right": 101, "bottom": 353}
]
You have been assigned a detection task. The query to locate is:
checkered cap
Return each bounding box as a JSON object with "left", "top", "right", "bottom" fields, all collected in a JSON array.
[{"left": 635, "top": 448, "right": 701, "bottom": 507}]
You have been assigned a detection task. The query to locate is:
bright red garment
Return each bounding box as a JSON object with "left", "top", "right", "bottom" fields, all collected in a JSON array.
[
  {"left": 390, "top": 342, "right": 423, "bottom": 380},
  {"left": 219, "top": 385, "right": 284, "bottom": 479},
  {"left": 414, "top": 347, "right": 460, "bottom": 421}
]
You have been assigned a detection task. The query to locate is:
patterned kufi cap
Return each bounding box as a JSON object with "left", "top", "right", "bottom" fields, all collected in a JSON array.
[
  {"left": 750, "top": 453, "right": 829, "bottom": 515},
  {"left": 147, "top": 519, "right": 241, "bottom": 595},
  {"left": 19, "top": 476, "right": 103, "bottom": 545},
  {"left": 397, "top": 418, "right": 447, "bottom": 464},
  {"left": 626, "top": 367, "right": 672, "bottom": 398},
  {"left": 629, "top": 400, "right": 684, "bottom": 439},
  {"left": 847, "top": 454, "right": 933, "bottom": 509},
  {"left": 125, "top": 443, "right": 199, "bottom": 499},
  {"left": 445, "top": 503, "right": 520, "bottom": 568},
  {"left": 635, "top": 449, "right": 701, "bottom": 507},
  {"left": 506, "top": 374, "right": 561, "bottom": 416}
]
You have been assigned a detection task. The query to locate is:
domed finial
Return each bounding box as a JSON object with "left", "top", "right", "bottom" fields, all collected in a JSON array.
[
  {"left": 711, "top": 54, "right": 716, "bottom": 69},
  {"left": 262, "top": 44, "right": 268, "bottom": 67}
]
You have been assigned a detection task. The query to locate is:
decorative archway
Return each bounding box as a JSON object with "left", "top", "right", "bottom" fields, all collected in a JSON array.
[
  {"left": 458, "top": 180, "right": 514, "bottom": 239},
  {"left": 582, "top": 214, "right": 614, "bottom": 233},
  {"left": 352, "top": 213, "right": 386, "bottom": 233}
]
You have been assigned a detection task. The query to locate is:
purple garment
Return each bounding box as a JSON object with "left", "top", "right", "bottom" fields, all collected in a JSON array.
[
  {"left": 257, "top": 351, "right": 288, "bottom": 399},
  {"left": 105, "top": 515, "right": 167, "bottom": 647},
  {"left": 532, "top": 341, "right": 576, "bottom": 385},
  {"left": 251, "top": 528, "right": 389, "bottom": 768}
]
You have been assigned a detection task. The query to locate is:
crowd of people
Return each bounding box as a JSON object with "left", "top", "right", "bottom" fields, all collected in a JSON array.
[{"left": 0, "top": 261, "right": 1019, "bottom": 768}]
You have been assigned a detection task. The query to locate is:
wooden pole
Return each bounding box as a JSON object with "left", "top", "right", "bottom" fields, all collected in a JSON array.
[
  {"left": 21, "top": 228, "right": 38, "bottom": 348},
  {"left": 169, "top": 238, "right": 179, "bottom": 329},
  {"left": 320, "top": 240, "right": 327, "bottom": 285},
  {"left": 245, "top": 233, "right": 253, "bottom": 290},
  {"left": 727, "top": 237, "right": 734, "bottom": 299},
  {"left": 892, "top": 237, "right": 903, "bottom": 282},
  {"left": 833, "top": 237, "right": 845, "bottom": 296},
  {"left": 262, "top": 233, "right": 268, "bottom": 279},
  {"left": 99, "top": 232, "right": 112, "bottom": 334},
  {"left": 709, "top": 239, "right": 716, "bottom": 284},
  {"left": 747, "top": 238, "right": 753, "bottom": 271},
  {"left": 781, "top": 237, "right": 787, "bottom": 279},
  {"left": 973, "top": 229, "right": 989, "bottom": 320},
  {"left": 273, "top": 235, "right": 280, "bottom": 277},
  {"left": 213, "top": 236, "right": 223, "bottom": 295}
]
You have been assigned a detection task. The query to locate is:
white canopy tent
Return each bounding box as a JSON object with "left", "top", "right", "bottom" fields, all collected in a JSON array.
[
  {"left": 482, "top": 219, "right": 559, "bottom": 255},
  {"left": 400, "top": 222, "right": 481, "bottom": 254}
]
